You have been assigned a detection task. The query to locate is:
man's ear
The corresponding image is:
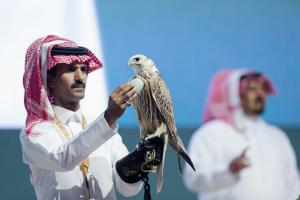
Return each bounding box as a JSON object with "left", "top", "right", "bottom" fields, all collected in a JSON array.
[
  {"left": 47, "top": 65, "right": 58, "bottom": 88},
  {"left": 47, "top": 76, "right": 54, "bottom": 88}
]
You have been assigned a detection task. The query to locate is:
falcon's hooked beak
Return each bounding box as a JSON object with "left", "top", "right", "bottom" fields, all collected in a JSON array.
[
  {"left": 128, "top": 54, "right": 147, "bottom": 68},
  {"left": 127, "top": 58, "right": 136, "bottom": 68}
]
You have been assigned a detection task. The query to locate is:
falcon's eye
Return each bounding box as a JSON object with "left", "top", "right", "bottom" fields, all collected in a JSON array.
[{"left": 134, "top": 57, "right": 140, "bottom": 62}]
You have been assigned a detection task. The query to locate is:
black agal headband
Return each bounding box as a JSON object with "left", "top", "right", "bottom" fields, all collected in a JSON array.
[{"left": 51, "top": 46, "right": 88, "bottom": 56}]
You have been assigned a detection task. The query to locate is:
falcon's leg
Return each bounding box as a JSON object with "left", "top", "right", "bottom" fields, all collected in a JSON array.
[
  {"left": 145, "top": 123, "right": 168, "bottom": 193},
  {"left": 139, "top": 125, "right": 147, "bottom": 139},
  {"left": 145, "top": 123, "right": 167, "bottom": 140}
]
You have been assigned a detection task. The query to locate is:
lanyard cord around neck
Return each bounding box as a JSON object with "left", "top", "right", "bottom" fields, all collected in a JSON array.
[{"left": 54, "top": 115, "right": 90, "bottom": 177}]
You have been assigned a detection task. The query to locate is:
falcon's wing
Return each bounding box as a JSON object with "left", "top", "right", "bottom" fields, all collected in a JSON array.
[
  {"left": 149, "top": 74, "right": 196, "bottom": 172},
  {"left": 149, "top": 75, "right": 177, "bottom": 135}
]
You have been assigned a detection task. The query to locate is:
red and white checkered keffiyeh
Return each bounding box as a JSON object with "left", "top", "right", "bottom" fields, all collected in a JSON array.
[
  {"left": 202, "top": 69, "right": 274, "bottom": 130},
  {"left": 23, "top": 35, "right": 102, "bottom": 135}
]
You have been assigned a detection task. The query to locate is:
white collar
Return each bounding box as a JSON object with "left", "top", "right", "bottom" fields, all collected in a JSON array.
[
  {"left": 52, "top": 105, "right": 83, "bottom": 124},
  {"left": 239, "top": 114, "right": 265, "bottom": 133}
]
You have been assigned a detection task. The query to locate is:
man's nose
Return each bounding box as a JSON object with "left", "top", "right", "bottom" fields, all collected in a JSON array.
[
  {"left": 75, "top": 69, "right": 84, "bottom": 81},
  {"left": 257, "top": 87, "right": 267, "bottom": 99}
]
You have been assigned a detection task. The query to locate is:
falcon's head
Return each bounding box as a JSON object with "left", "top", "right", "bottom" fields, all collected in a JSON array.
[{"left": 128, "top": 54, "right": 159, "bottom": 74}]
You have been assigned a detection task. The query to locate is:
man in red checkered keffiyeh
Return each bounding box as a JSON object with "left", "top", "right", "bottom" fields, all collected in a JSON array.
[{"left": 20, "top": 35, "right": 159, "bottom": 200}]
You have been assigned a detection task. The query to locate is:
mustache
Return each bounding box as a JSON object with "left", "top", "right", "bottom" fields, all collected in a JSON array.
[
  {"left": 71, "top": 80, "right": 85, "bottom": 89},
  {"left": 255, "top": 96, "right": 264, "bottom": 103}
]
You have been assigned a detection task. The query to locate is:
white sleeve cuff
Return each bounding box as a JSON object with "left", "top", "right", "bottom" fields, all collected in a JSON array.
[{"left": 113, "top": 165, "right": 143, "bottom": 197}]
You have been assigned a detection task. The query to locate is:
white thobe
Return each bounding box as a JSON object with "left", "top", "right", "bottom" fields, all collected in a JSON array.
[
  {"left": 20, "top": 105, "right": 142, "bottom": 200},
  {"left": 183, "top": 118, "right": 300, "bottom": 200}
]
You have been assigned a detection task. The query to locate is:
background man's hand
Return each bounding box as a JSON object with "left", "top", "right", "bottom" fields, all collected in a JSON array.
[
  {"left": 229, "top": 148, "right": 250, "bottom": 174},
  {"left": 104, "top": 84, "right": 136, "bottom": 127}
]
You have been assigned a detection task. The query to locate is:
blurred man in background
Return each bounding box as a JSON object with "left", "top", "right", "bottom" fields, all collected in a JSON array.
[
  {"left": 20, "top": 35, "right": 161, "bottom": 200},
  {"left": 183, "top": 69, "right": 300, "bottom": 200}
]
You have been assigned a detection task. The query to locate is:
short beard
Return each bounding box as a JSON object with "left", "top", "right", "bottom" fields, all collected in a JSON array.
[
  {"left": 253, "top": 108, "right": 264, "bottom": 115},
  {"left": 248, "top": 106, "right": 265, "bottom": 116}
]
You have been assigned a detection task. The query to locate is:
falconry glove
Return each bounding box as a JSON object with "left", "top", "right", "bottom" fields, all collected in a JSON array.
[{"left": 116, "top": 136, "right": 164, "bottom": 184}]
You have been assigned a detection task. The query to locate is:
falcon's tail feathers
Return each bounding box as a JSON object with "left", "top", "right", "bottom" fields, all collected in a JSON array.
[
  {"left": 173, "top": 136, "right": 196, "bottom": 172},
  {"left": 179, "top": 147, "right": 195, "bottom": 171},
  {"left": 176, "top": 151, "right": 182, "bottom": 174}
]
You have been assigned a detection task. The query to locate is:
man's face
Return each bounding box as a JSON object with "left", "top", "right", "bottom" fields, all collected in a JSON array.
[
  {"left": 240, "top": 79, "right": 267, "bottom": 116},
  {"left": 48, "top": 63, "right": 88, "bottom": 106}
]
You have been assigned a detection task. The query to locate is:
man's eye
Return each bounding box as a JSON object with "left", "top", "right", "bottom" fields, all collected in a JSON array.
[
  {"left": 81, "top": 67, "right": 87, "bottom": 72},
  {"left": 66, "top": 66, "right": 76, "bottom": 72}
]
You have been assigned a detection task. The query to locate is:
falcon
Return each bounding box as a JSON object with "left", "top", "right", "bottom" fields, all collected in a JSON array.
[{"left": 127, "top": 54, "right": 195, "bottom": 192}]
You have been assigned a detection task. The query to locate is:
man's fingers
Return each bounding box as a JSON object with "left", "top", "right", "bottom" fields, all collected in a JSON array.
[
  {"left": 239, "top": 148, "right": 250, "bottom": 166},
  {"left": 119, "top": 87, "right": 136, "bottom": 105},
  {"left": 124, "top": 86, "right": 136, "bottom": 101},
  {"left": 127, "top": 93, "right": 137, "bottom": 103},
  {"left": 230, "top": 158, "right": 250, "bottom": 173},
  {"left": 240, "top": 147, "right": 249, "bottom": 158},
  {"left": 230, "top": 147, "right": 251, "bottom": 174},
  {"left": 105, "top": 83, "right": 137, "bottom": 124},
  {"left": 116, "top": 84, "right": 135, "bottom": 96},
  {"left": 111, "top": 84, "right": 136, "bottom": 103},
  {"left": 240, "top": 156, "right": 251, "bottom": 166},
  {"left": 238, "top": 162, "right": 249, "bottom": 171}
]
